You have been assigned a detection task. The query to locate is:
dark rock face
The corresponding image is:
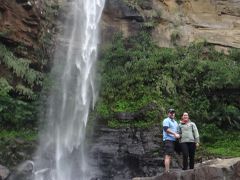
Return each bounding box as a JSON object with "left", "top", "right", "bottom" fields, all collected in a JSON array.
[
  {"left": 0, "top": 138, "right": 36, "bottom": 169},
  {"left": 100, "top": 0, "right": 144, "bottom": 44},
  {"left": 104, "top": 0, "right": 144, "bottom": 22},
  {"left": 88, "top": 123, "right": 181, "bottom": 180}
]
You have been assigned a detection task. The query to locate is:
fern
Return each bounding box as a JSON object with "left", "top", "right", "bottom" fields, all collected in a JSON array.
[
  {"left": 15, "top": 84, "right": 36, "bottom": 100},
  {"left": 0, "top": 43, "right": 43, "bottom": 87},
  {"left": 0, "top": 78, "right": 12, "bottom": 96}
]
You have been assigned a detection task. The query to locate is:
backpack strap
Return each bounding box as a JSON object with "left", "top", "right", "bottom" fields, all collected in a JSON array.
[{"left": 191, "top": 122, "right": 195, "bottom": 139}]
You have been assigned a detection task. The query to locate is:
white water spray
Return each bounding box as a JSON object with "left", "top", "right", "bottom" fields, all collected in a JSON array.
[{"left": 33, "top": 0, "right": 105, "bottom": 180}]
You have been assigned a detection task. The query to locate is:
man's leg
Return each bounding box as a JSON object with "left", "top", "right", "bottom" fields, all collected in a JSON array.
[
  {"left": 163, "top": 140, "right": 174, "bottom": 172},
  {"left": 164, "top": 155, "right": 171, "bottom": 172}
]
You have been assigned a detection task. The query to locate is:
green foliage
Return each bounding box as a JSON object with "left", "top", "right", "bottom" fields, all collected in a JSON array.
[
  {"left": 142, "top": 10, "right": 161, "bottom": 29},
  {"left": 0, "top": 94, "right": 38, "bottom": 129},
  {"left": 44, "top": 1, "right": 59, "bottom": 22},
  {"left": 0, "top": 43, "right": 44, "bottom": 87},
  {"left": 108, "top": 119, "right": 160, "bottom": 129},
  {"left": 200, "top": 123, "right": 223, "bottom": 143},
  {"left": 206, "top": 137, "right": 240, "bottom": 157},
  {"left": 98, "top": 32, "right": 240, "bottom": 132},
  {"left": 0, "top": 44, "right": 42, "bottom": 128},
  {"left": 0, "top": 78, "right": 12, "bottom": 96},
  {"left": 171, "top": 30, "right": 181, "bottom": 45},
  {"left": 0, "top": 1, "right": 57, "bottom": 129},
  {"left": 0, "top": 129, "right": 37, "bottom": 141},
  {"left": 199, "top": 123, "right": 240, "bottom": 157},
  {"left": 124, "top": 0, "right": 141, "bottom": 9},
  {"left": 142, "top": 21, "right": 155, "bottom": 29},
  {"left": 15, "top": 84, "right": 36, "bottom": 100},
  {"left": 229, "top": 48, "right": 240, "bottom": 63}
]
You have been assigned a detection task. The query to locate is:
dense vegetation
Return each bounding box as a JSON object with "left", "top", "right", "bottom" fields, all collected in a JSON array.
[
  {"left": 0, "top": 43, "right": 42, "bottom": 129},
  {"left": 0, "top": 1, "right": 58, "bottom": 167},
  {"left": 97, "top": 32, "right": 240, "bottom": 157},
  {"left": 0, "top": 1, "right": 57, "bottom": 130}
]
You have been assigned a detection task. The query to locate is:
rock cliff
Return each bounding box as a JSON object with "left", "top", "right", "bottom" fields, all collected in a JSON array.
[
  {"left": 0, "top": 0, "right": 42, "bottom": 49},
  {"left": 1, "top": 0, "right": 239, "bottom": 77},
  {"left": 87, "top": 123, "right": 181, "bottom": 180},
  {"left": 0, "top": 0, "right": 57, "bottom": 75},
  {"left": 102, "top": 0, "right": 240, "bottom": 51}
]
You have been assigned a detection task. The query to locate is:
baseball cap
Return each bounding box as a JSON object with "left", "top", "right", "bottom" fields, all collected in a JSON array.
[{"left": 168, "top": 108, "right": 175, "bottom": 113}]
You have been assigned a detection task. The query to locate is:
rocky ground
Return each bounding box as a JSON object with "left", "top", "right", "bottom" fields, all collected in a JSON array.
[{"left": 132, "top": 158, "right": 240, "bottom": 180}]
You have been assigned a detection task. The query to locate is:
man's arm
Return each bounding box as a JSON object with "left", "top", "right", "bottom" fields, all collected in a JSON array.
[{"left": 163, "top": 126, "right": 180, "bottom": 138}]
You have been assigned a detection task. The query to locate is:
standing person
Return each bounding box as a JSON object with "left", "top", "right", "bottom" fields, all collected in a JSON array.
[
  {"left": 178, "top": 112, "right": 200, "bottom": 170},
  {"left": 162, "top": 108, "right": 180, "bottom": 173}
]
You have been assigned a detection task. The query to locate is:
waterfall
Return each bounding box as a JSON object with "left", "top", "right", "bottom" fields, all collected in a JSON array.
[{"left": 33, "top": 0, "right": 105, "bottom": 180}]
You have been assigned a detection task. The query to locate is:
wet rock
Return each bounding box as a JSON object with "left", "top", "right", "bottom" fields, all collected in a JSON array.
[
  {"left": 7, "top": 160, "right": 34, "bottom": 180},
  {"left": 0, "top": 138, "right": 36, "bottom": 168},
  {"left": 22, "top": 2, "right": 33, "bottom": 11},
  {"left": 0, "top": 165, "right": 10, "bottom": 180},
  {"left": 104, "top": 0, "right": 144, "bottom": 22},
  {"left": 88, "top": 123, "right": 180, "bottom": 180},
  {"left": 101, "top": 0, "right": 145, "bottom": 43}
]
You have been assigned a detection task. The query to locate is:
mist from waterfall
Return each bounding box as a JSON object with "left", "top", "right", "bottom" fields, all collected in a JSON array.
[{"left": 33, "top": 0, "right": 105, "bottom": 180}]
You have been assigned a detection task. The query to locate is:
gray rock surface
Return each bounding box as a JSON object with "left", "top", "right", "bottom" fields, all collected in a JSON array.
[
  {"left": 87, "top": 123, "right": 181, "bottom": 180},
  {"left": 132, "top": 158, "right": 240, "bottom": 180},
  {"left": 0, "top": 164, "right": 10, "bottom": 180}
]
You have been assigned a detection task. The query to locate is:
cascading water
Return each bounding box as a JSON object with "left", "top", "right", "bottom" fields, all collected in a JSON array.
[{"left": 33, "top": 0, "right": 105, "bottom": 180}]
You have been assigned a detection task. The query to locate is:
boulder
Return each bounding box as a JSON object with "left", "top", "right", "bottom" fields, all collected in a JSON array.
[
  {"left": 0, "top": 165, "right": 10, "bottom": 180},
  {"left": 7, "top": 160, "right": 34, "bottom": 180},
  {"left": 132, "top": 158, "right": 240, "bottom": 180}
]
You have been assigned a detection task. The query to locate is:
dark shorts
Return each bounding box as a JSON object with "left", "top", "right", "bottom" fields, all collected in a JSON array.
[{"left": 163, "top": 140, "right": 175, "bottom": 156}]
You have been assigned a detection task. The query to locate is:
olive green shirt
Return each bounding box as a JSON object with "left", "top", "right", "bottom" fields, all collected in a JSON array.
[{"left": 178, "top": 121, "right": 200, "bottom": 143}]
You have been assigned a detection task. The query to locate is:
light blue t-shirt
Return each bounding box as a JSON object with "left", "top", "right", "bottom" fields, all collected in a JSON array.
[{"left": 162, "top": 117, "right": 178, "bottom": 141}]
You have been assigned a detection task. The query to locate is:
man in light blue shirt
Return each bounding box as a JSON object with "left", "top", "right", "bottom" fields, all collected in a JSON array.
[{"left": 162, "top": 108, "right": 180, "bottom": 172}]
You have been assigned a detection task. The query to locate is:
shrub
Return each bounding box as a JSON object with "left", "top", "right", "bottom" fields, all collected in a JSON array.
[{"left": 97, "top": 32, "right": 240, "bottom": 130}]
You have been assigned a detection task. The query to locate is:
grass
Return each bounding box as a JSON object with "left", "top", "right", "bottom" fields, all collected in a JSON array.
[
  {"left": 0, "top": 129, "right": 37, "bottom": 141},
  {"left": 205, "top": 138, "right": 240, "bottom": 157},
  {"left": 196, "top": 130, "right": 240, "bottom": 159}
]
